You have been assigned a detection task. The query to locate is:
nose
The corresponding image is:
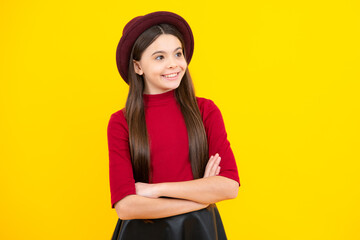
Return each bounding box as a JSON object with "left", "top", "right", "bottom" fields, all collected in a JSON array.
[{"left": 168, "top": 56, "right": 177, "bottom": 68}]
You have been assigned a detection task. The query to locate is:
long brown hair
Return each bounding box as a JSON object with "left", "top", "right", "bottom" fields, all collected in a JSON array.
[{"left": 125, "top": 24, "right": 208, "bottom": 183}]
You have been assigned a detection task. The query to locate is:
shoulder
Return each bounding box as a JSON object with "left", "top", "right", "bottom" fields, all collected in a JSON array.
[
  {"left": 110, "top": 108, "right": 126, "bottom": 119},
  {"left": 107, "top": 108, "right": 128, "bottom": 132},
  {"left": 196, "top": 96, "right": 222, "bottom": 122},
  {"left": 109, "top": 108, "right": 126, "bottom": 122},
  {"left": 196, "top": 97, "right": 223, "bottom": 128},
  {"left": 196, "top": 96, "right": 228, "bottom": 135}
]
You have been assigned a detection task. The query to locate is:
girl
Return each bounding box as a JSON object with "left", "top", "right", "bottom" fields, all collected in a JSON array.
[{"left": 108, "top": 11, "right": 240, "bottom": 240}]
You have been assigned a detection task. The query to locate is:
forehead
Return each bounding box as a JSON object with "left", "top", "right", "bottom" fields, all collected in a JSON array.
[{"left": 143, "top": 34, "right": 182, "bottom": 54}]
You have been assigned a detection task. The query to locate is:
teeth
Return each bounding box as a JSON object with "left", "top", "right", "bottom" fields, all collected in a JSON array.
[{"left": 164, "top": 73, "right": 177, "bottom": 78}]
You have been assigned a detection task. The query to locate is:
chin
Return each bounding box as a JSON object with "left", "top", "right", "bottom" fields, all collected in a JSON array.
[
  {"left": 170, "top": 82, "right": 181, "bottom": 90},
  {"left": 164, "top": 81, "right": 181, "bottom": 90}
]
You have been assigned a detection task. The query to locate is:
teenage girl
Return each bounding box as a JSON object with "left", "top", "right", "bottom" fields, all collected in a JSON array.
[{"left": 108, "top": 11, "right": 240, "bottom": 240}]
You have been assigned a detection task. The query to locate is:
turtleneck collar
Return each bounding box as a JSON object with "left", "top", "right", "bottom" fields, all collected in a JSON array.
[{"left": 143, "top": 89, "right": 176, "bottom": 107}]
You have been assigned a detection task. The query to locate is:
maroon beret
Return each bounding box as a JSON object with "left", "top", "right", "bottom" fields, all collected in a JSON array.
[{"left": 116, "top": 11, "right": 194, "bottom": 84}]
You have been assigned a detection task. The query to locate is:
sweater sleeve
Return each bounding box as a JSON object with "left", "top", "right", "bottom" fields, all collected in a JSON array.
[
  {"left": 107, "top": 110, "right": 136, "bottom": 208},
  {"left": 198, "top": 98, "right": 240, "bottom": 186}
]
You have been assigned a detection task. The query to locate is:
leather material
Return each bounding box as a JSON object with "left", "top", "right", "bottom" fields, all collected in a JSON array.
[{"left": 111, "top": 204, "right": 227, "bottom": 240}]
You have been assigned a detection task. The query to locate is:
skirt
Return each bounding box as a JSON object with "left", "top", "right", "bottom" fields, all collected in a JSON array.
[{"left": 111, "top": 204, "right": 227, "bottom": 240}]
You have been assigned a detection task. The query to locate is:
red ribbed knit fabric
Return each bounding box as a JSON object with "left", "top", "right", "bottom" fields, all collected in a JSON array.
[{"left": 107, "top": 90, "right": 240, "bottom": 208}]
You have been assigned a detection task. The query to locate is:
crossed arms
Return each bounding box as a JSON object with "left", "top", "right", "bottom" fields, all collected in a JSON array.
[{"left": 114, "top": 154, "right": 239, "bottom": 220}]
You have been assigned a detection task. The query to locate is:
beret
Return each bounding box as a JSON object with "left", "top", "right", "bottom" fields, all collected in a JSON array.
[{"left": 116, "top": 11, "right": 194, "bottom": 84}]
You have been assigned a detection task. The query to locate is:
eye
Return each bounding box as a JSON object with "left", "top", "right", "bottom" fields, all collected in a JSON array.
[
  {"left": 155, "top": 55, "right": 164, "bottom": 60},
  {"left": 175, "top": 52, "right": 183, "bottom": 57}
]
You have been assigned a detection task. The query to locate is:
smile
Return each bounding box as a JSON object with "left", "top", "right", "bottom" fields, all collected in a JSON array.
[{"left": 162, "top": 72, "right": 180, "bottom": 80}]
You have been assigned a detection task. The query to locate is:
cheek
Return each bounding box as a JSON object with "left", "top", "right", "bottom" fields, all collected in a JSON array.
[
  {"left": 179, "top": 60, "right": 188, "bottom": 70},
  {"left": 143, "top": 64, "right": 162, "bottom": 76}
]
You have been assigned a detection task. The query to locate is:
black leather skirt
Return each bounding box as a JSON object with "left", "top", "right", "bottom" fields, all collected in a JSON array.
[{"left": 111, "top": 204, "right": 227, "bottom": 240}]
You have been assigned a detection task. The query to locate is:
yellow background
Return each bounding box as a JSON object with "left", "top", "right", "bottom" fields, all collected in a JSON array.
[{"left": 1, "top": 0, "right": 359, "bottom": 239}]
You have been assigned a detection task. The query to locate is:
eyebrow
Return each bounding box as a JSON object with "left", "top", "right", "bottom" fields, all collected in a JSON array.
[{"left": 151, "top": 47, "right": 183, "bottom": 56}]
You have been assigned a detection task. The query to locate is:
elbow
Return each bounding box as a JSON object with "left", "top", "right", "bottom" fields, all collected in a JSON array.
[
  {"left": 225, "top": 180, "right": 239, "bottom": 200},
  {"left": 114, "top": 195, "right": 135, "bottom": 220},
  {"left": 114, "top": 201, "right": 128, "bottom": 220},
  {"left": 229, "top": 185, "right": 239, "bottom": 199},
  {"left": 215, "top": 176, "right": 239, "bottom": 201}
]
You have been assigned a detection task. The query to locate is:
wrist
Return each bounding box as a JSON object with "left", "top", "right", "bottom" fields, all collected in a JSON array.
[{"left": 157, "top": 182, "right": 168, "bottom": 197}]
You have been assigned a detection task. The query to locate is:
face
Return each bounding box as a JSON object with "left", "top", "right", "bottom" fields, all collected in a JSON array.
[{"left": 133, "top": 34, "right": 187, "bottom": 94}]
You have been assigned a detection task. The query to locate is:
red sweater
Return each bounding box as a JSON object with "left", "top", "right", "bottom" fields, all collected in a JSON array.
[{"left": 107, "top": 90, "right": 240, "bottom": 208}]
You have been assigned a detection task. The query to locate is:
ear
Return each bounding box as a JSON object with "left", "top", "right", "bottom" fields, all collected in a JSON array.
[{"left": 133, "top": 60, "right": 143, "bottom": 75}]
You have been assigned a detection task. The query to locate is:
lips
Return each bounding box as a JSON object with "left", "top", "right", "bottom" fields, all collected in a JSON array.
[
  {"left": 162, "top": 72, "right": 180, "bottom": 80},
  {"left": 164, "top": 73, "right": 178, "bottom": 78}
]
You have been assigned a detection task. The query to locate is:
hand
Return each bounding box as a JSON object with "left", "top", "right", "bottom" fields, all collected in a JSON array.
[
  {"left": 135, "top": 182, "right": 160, "bottom": 198},
  {"left": 199, "top": 202, "right": 210, "bottom": 210},
  {"left": 203, "top": 153, "right": 221, "bottom": 178}
]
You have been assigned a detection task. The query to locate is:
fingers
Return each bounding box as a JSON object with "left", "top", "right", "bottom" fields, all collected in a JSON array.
[
  {"left": 203, "top": 155, "right": 215, "bottom": 178},
  {"left": 215, "top": 166, "right": 221, "bottom": 175},
  {"left": 210, "top": 155, "right": 221, "bottom": 176},
  {"left": 203, "top": 153, "right": 221, "bottom": 178},
  {"left": 203, "top": 155, "right": 214, "bottom": 178},
  {"left": 204, "top": 154, "right": 220, "bottom": 177}
]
